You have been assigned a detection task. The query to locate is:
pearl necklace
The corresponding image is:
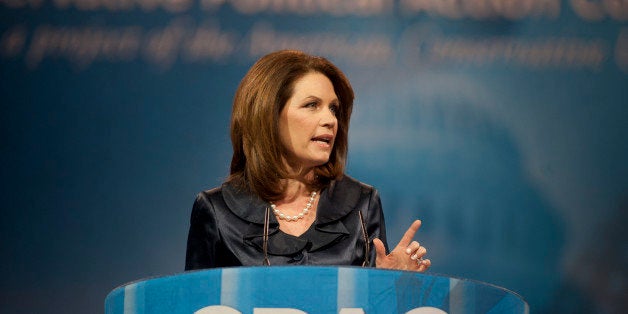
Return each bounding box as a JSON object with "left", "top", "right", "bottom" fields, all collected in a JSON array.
[{"left": 270, "top": 191, "right": 317, "bottom": 222}]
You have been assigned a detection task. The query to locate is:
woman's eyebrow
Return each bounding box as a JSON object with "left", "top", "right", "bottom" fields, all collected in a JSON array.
[{"left": 302, "top": 95, "right": 339, "bottom": 102}]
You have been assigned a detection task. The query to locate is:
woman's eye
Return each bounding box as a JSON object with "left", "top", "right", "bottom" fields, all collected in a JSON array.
[
  {"left": 330, "top": 104, "right": 339, "bottom": 115},
  {"left": 305, "top": 102, "right": 317, "bottom": 108}
]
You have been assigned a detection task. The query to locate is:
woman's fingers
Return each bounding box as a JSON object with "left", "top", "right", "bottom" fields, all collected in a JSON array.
[
  {"left": 417, "top": 258, "right": 431, "bottom": 272},
  {"left": 396, "top": 220, "right": 422, "bottom": 250},
  {"left": 375, "top": 220, "right": 431, "bottom": 272},
  {"left": 400, "top": 221, "right": 429, "bottom": 272},
  {"left": 410, "top": 246, "right": 427, "bottom": 261},
  {"left": 405, "top": 241, "right": 420, "bottom": 255}
]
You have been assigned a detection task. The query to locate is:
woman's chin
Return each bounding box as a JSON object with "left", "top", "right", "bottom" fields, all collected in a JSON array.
[{"left": 304, "top": 157, "right": 331, "bottom": 169}]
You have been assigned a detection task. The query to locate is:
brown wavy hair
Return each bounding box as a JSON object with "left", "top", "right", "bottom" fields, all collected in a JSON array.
[{"left": 228, "top": 50, "right": 354, "bottom": 201}]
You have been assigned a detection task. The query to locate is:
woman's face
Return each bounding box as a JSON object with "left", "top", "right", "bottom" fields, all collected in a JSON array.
[{"left": 279, "top": 72, "right": 339, "bottom": 170}]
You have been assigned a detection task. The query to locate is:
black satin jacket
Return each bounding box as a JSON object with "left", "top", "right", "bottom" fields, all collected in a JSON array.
[{"left": 185, "top": 175, "right": 389, "bottom": 270}]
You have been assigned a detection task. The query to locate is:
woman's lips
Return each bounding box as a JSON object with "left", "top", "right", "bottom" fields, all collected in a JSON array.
[{"left": 311, "top": 134, "right": 334, "bottom": 148}]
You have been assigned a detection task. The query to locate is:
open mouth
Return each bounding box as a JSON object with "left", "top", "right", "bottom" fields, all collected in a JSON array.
[{"left": 312, "top": 135, "right": 334, "bottom": 145}]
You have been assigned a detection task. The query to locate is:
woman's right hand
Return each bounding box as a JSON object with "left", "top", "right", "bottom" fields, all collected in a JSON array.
[{"left": 373, "top": 220, "right": 431, "bottom": 272}]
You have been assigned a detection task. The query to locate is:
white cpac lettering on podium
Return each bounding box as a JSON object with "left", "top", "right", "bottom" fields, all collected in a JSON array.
[
  {"left": 195, "top": 305, "right": 241, "bottom": 314},
  {"left": 195, "top": 305, "right": 447, "bottom": 314},
  {"left": 194, "top": 306, "right": 307, "bottom": 314},
  {"left": 406, "top": 307, "right": 448, "bottom": 314},
  {"left": 339, "top": 308, "right": 365, "bottom": 314}
]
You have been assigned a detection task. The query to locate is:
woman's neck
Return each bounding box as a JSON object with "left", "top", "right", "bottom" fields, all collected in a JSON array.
[{"left": 279, "top": 170, "right": 316, "bottom": 203}]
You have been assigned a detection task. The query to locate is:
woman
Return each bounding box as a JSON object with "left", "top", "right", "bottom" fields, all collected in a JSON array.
[{"left": 185, "top": 50, "right": 431, "bottom": 272}]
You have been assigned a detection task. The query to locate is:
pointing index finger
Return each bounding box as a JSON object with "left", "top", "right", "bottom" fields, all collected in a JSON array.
[{"left": 397, "top": 220, "right": 422, "bottom": 249}]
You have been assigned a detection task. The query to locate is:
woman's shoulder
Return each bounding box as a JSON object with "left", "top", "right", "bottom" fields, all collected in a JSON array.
[
  {"left": 325, "top": 175, "right": 380, "bottom": 206},
  {"left": 194, "top": 181, "right": 268, "bottom": 223},
  {"left": 335, "top": 174, "right": 377, "bottom": 193},
  {"left": 193, "top": 186, "right": 224, "bottom": 204},
  {"left": 197, "top": 186, "right": 223, "bottom": 197}
]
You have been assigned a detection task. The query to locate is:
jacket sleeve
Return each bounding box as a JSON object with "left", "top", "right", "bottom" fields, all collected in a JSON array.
[
  {"left": 185, "top": 192, "right": 219, "bottom": 270},
  {"left": 367, "top": 188, "right": 388, "bottom": 266}
]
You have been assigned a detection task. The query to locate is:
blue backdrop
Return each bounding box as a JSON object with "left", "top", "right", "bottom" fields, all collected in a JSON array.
[{"left": 1, "top": 1, "right": 627, "bottom": 313}]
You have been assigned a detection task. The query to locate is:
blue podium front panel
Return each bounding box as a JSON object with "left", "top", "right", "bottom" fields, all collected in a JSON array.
[{"left": 105, "top": 266, "right": 528, "bottom": 314}]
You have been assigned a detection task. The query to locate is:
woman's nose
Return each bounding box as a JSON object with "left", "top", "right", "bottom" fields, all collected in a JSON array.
[{"left": 320, "top": 107, "right": 337, "bottom": 128}]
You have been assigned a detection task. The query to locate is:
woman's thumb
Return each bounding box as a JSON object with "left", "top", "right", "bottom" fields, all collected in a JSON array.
[{"left": 373, "top": 238, "right": 387, "bottom": 262}]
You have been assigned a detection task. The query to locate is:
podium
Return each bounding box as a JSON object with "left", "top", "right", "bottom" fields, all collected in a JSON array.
[{"left": 105, "top": 266, "right": 528, "bottom": 314}]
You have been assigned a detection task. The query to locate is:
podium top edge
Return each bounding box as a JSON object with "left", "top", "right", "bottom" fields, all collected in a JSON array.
[{"left": 107, "top": 265, "right": 526, "bottom": 301}]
